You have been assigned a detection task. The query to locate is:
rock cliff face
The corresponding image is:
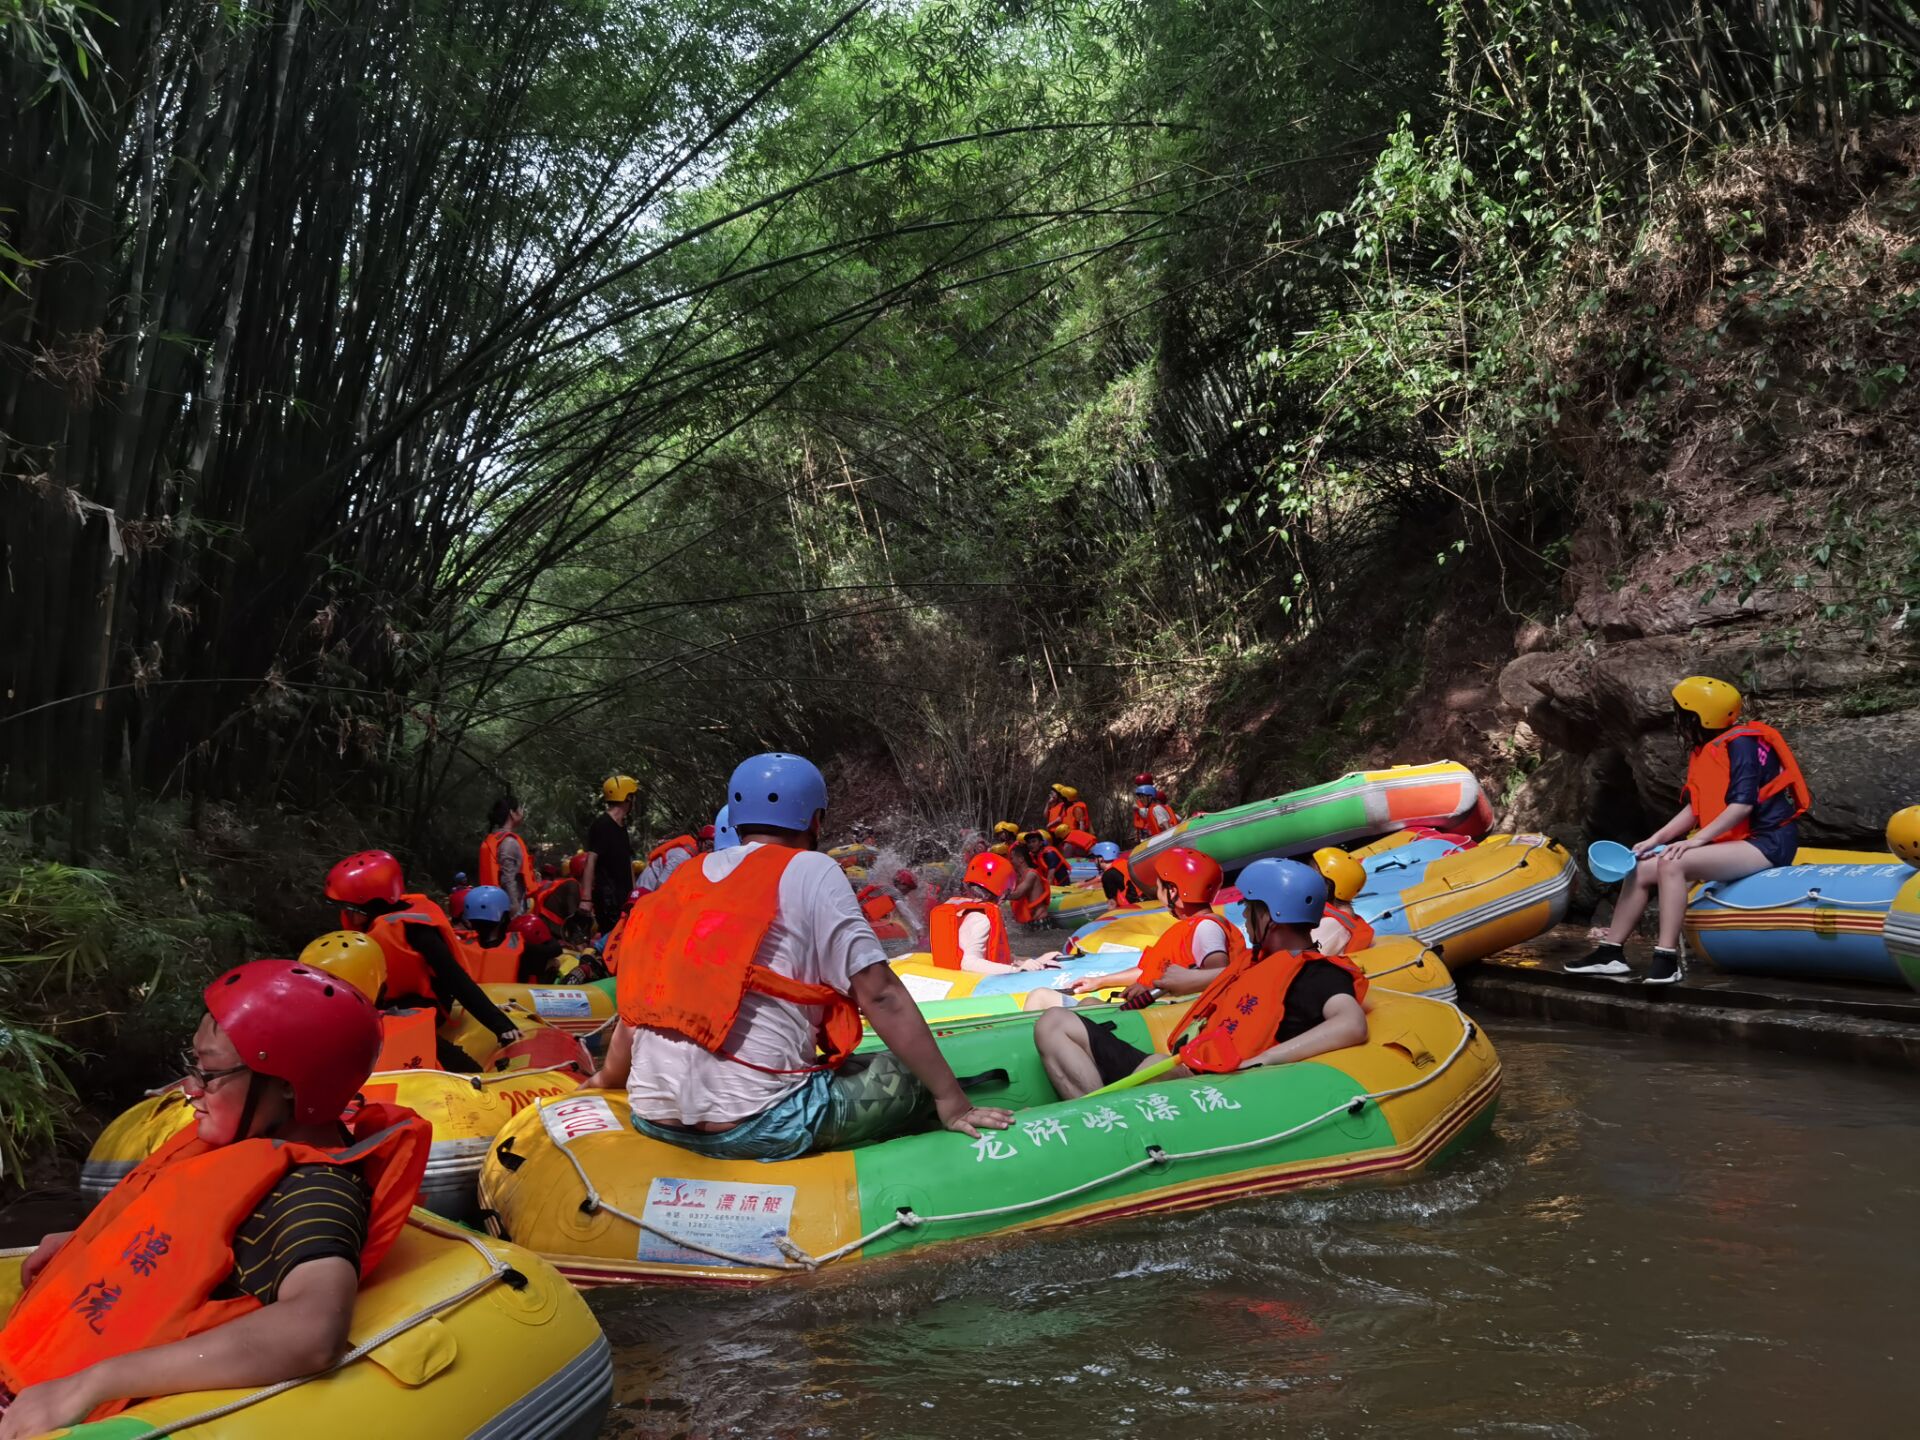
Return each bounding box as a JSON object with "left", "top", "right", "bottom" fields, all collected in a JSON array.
[{"left": 1494, "top": 124, "right": 1920, "bottom": 858}]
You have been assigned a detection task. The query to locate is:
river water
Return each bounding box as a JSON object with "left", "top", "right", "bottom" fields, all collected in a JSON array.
[{"left": 589, "top": 1020, "right": 1920, "bottom": 1437}]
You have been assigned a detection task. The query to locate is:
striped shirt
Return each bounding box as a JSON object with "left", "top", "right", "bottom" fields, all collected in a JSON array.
[{"left": 215, "top": 1165, "right": 370, "bottom": 1303}]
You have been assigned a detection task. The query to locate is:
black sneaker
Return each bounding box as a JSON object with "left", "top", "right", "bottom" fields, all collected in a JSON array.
[
  {"left": 1565, "top": 943, "right": 1632, "bottom": 977},
  {"left": 1643, "top": 948, "right": 1684, "bottom": 985}
]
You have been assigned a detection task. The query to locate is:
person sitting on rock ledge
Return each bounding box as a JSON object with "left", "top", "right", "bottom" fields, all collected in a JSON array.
[{"left": 1567, "top": 674, "right": 1810, "bottom": 985}]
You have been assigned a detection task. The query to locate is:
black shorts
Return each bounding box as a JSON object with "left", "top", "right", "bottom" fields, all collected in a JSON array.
[{"left": 1068, "top": 1012, "right": 1156, "bottom": 1087}]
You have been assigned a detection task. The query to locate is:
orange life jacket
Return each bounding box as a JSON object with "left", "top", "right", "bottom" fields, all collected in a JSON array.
[
  {"left": 477, "top": 829, "right": 535, "bottom": 897},
  {"left": 1172, "top": 949, "right": 1369, "bottom": 1075},
  {"left": 928, "top": 899, "right": 1013, "bottom": 970},
  {"left": 453, "top": 928, "right": 524, "bottom": 986},
  {"left": 1046, "top": 798, "right": 1092, "bottom": 834},
  {"left": 1131, "top": 799, "right": 1153, "bottom": 837},
  {"left": 1683, "top": 722, "right": 1811, "bottom": 842},
  {"left": 647, "top": 835, "right": 699, "bottom": 868},
  {"left": 1320, "top": 902, "right": 1376, "bottom": 956},
  {"left": 1101, "top": 856, "right": 1143, "bottom": 910},
  {"left": 367, "top": 893, "right": 464, "bottom": 1008},
  {"left": 1035, "top": 844, "right": 1069, "bottom": 881},
  {"left": 611, "top": 845, "right": 862, "bottom": 1071},
  {"left": 1009, "top": 877, "right": 1050, "bottom": 925},
  {"left": 1062, "top": 828, "right": 1097, "bottom": 855},
  {"left": 856, "top": 884, "right": 898, "bottom": 924},
  {"left": 374, "top": 1006, "right": 440, "bottom": 1071},
  {"left": 1143, "top": 803, "right": 1179, "bottom": 838},
  {"left": 0, "top": 1105, "right": 428, "bottom": 1414},
  {"left": 1136, "top": 912, "right": 1252, "bottom": 988}
]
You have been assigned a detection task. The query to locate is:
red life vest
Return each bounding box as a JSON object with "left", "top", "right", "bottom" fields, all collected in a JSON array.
[
  {"left": 1101, "top": 856, "right": 1143, "bottom": 910},
  {"left": 929, "top": 899, "right": 1013, "bottom": 970},
  {"left": 373, "top": 1007, "right": 440, "bottom": 1071},
  {"left": 611, "top": 845, "right": 862, "bottom": 1071},
  {"left": 477, "top": 830, "right": 535, "bottom": 897},
  {"left": 1046, "top": 798, "right": 1092, "bottom": 834},
  {"left": 1320, "top": 902, "right": 1376, "bottom": 956},
  {"left": 1036, "top": 845, "right": 1070, "bottom": 881},
  {"left": 1143, "top": 803, "right": 1179, "bottom": 838},
  {"left": 367, "top": 893, "right": 464, "bottom": 1008},
  {"left": 1131, "top": 799, "right": 1153, "bottom": 837},
  {"left": 1173, "top": 949, "right": 1369, "bottom": 1075},
  {"left": 0, "top": 1105, "right": 428, "bottom": 1414},
  {"left": 1683, "top": 722, "right": 1811, "bottom": 842},
  {"left": 1136, "top": 912, "right": 1251, "bottom": 988},
  {"left": 856, "top": 884, "right": 898, "bottom": 924}
]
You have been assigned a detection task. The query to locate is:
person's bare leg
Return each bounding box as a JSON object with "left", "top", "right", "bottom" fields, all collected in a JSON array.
[
  {"left": 1605, "top": 858, "right": 1660, "bottom": 942},
  {"left": 1023, "top": 988, "right": 1065, "bottom": 1011},
  {"left": 1655, "top": 842, "right": 1770, "bottom": 949},
  {"left": 1034, "top": 1008, "right": 1102, "bottom": 1099}
]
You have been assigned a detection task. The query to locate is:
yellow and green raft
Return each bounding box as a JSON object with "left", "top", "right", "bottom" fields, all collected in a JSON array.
[
  {"left": 2, "top": 1213, "right": 610, "bottom": 1440},
  {"left": 477, "top": 990, "right": 1500, "bottom": 1287}
]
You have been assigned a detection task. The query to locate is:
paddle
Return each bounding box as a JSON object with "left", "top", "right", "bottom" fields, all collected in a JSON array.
[{"left": 1082, "top": 1054, "right": 1180, "bottom": 1098}]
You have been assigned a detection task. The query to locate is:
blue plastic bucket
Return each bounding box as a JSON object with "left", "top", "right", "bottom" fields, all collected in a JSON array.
[{"left": 1587, "top": 840, "right": 1638, "bottom": 884}]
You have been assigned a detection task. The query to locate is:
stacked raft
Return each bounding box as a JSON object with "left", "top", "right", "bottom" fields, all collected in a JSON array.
[{"left": 1683, "top": 848, "right": 1912, "bottom": 986}]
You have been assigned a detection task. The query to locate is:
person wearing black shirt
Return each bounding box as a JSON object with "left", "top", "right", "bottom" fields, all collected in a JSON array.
[{"left": 582, "top": 774, "right": 639, "bottom": 936}]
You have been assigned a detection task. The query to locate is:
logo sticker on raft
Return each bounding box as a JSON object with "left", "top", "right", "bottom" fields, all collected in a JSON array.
[
  {"left": 531, "top": 988, "right": 594, "bottom": 1018},
  {"left": 540, "top": 1094, "right": 625, "bottom": 1144},
  {"left": 637, "top": 1178, "right": 798, "bottom": 1268},
  {"left": 896, "top": 973, "right": 954, "bottom": 1003}
]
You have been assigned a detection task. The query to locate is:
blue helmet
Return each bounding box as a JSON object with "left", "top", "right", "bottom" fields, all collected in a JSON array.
[
  {"left": 1091, "top": 841, "right": 1122, "bottom": 862},
  {"left": 1236, "top": 858, "right": 1327, "bottom": 926},
  {"left": 452, "top": 871, "right": 468, "bottom": 885},
  {"left": 725, "top": 752, "right": 827, "bottom": 832},
  {"left": 463, "top": 884, "right": 511, "bottom": 925},
  {"left": 1134, "top": 784, "right": 1156, "bottom": 798},
  {"left": 712, "top": 804, "right": 738, "bottom": 850}
]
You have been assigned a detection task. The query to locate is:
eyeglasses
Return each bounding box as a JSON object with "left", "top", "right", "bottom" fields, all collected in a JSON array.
[{"left": 179, "top": 1052, "right": 250, "bottom": 1093}]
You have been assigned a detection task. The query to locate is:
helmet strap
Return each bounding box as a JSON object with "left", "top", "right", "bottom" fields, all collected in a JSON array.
[{"left": 233, "top": 1070, "right": 269, "bottom": 1142}]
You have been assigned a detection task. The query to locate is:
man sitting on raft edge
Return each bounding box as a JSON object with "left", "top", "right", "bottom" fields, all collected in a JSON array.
[
  {"left": 582, "top": 751, "right": 1013, "bottom": 1162},
  {"left": 1032, "top": 857, "right": 1370, "bottom": 1099}
]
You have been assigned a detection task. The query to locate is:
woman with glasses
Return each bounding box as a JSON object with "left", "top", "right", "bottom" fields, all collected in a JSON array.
[{"left": 0, "top": 962, "right": 429, "bottom": 1438}]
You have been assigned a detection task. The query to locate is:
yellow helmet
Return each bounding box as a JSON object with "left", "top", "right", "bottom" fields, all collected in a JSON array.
[
  {"left": 1312, "top": 846, "right": 1366, "bottom": 902},
  {"left": 1050, "top": 783, "right": 1079, "bottom": 803},
  {"left": 297, "top": 930, "right": 387, "bottom": 1002},
  {"left": 602, "top": 774, "right": 640, "bottom": 803},
  {"left": 1671, "top": 676, "right": 1742, "bottom": 731},
  {"left": 1888, "top": 806, "right": 1920, "bottom": 868},
  {"left": 991, "top": 820, "right": 1021, "bottom": 840},
  {"left": 1049, "top": 823, "right": 1070, "bottom": 839}
]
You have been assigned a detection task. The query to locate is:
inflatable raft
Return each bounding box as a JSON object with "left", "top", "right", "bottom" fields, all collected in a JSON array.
[
  {"left": 888, "top": 932, "right": 1457, "bottom": 1017},
  {"left": 1047, "top": 878, "right": 1114, "bottom": 924},
  {"left": 1362, "top": 833, "right": 1574, "bottom": 966},
  {"left": 438, "top": 981, "right": 617, "bottom": 1065},
  {"left": 1131, "top": 762, "right": 1491, "bottom": 886},
  {"left": 477, "top": 991, "right": 1499, "bottom": 1287},
  {"left": 1885, "top": 870, "right": 1920, "bottom": 994},
  {"left": 1, "top": 1211, "right": 610, "bottom": 1439},
  {"left": 82, "top": 1034, "right": 589, "bottom": 1222},
  {"left": 1682, "top": 848, "right": 1908, "bottom": 985}
]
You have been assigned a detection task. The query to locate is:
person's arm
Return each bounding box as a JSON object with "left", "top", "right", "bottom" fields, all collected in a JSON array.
[
  {"left": 579, "top": 851, "right": 598, "bottom": 912},
  {"left": 411, "top": 923, "right": 519, "bottom": 1042},
  {"left": 1674, "top": 802, "right": 1751, "bottom": 849},
  {"left": 850, "top": 964, "right": 1012, "bottom": 1138},
  {"left": 0, "top": 1259, "right": 358, "bottom": 1440},
  {"left": 1636, "top": 805, "right": 1696, "bottom": 854},
  {"left": 584, "top": 1019, "right": 632, "bottom": 1091},
  {"left": 17, "top": 1229, "right": 75, "bottom": 1288},
  {"left": 1068, "top": 965, "right": 1142, "bottom": 994},
  {"left": 1239, "top": 993, "right": 1369, "bottom": 1069}
]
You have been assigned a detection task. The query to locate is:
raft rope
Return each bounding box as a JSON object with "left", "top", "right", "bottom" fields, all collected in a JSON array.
[
  {"left": 129, "top": 1222, "right": 523, "bottom": 1438},
  {"left": 1363, "top": 847, "right": 1545, "bottom": 924},
  {"left": 1691, "top": 884, "right": 1890, "bottom": 912},
  {"left": 536, "top": 989, "right": 1482, "bottom": 1274}
]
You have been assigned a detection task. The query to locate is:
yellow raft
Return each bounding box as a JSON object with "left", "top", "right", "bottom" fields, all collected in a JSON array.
[
  {"left": 437, "top": 981, "right": 617, "bottom": 1064},
  {"left": 2, "top": 1211, "right": 610, "bottom": 1439},
  {"left": 477, "top": 991, "right": 1499, "bottom": 1287},
  {"left": 83, "top": 1055, "right": 585, "bottom": 1222},
  {"left": 1070, "top": 832, "right": 1573, "bottom": 970}
]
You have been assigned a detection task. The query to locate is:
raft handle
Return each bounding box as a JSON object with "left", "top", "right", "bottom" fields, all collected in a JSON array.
[
  {"left": 495, "top": 1138, "right": 524, "bottom": 1172},
  {"left": 1346, "top": 1098, "right": 1367, "bottom": 1116},
  {"left": 895, "top": 1206, "right": 924, "bottom": 1228},
  {"left": 501, "top": 1266, "right": 529, "bottom": 1291},
  {"left": 1145, "top": 1145, "right": 1170, "bottom": 1167},
  {"left": 579, "top": 1196, "right": 601, "bottom": 1216}
]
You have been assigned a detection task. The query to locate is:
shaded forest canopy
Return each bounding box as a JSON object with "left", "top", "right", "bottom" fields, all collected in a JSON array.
[{"left": 4, "top": 0, "right": 1918, "bottom": 862}]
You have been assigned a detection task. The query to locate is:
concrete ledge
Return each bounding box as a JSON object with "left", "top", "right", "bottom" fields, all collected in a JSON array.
[{"left": 1456, "top": 927, "right": 1920, "bottom": 1068}]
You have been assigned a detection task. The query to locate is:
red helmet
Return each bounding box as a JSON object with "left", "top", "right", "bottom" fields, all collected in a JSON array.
[
  {"left": 448, "top": 883, "right": 472, "bottom": 921},
  {"left": 325, "top": 850, "right": 404, "bottom": 908},
  {"left": 698, "top": 824, "right": 716, "bottom": 842},
  {"left": 567, "top": 851, "right": 588, "bottom": 881},
  {"left": 1134, "top": 772, "right": 1154, "bottom": 785},
  {"left": 964, "top": 851, "right": 1014, "bottom": 899},
  {"left": 510, "top": 914, "right": 555, "bottom": 947},
  {"left": 892, "top": 867, "right": 918, "bottom": 892},
  {"left": 1157, "top": 846, "right": 1223, "bottom": 907},
  {"left": 204, "top": 959, "right": 381, "bottom": 1123}
]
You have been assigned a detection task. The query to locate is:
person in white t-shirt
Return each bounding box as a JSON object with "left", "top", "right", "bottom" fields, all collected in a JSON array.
[{"left": 583, "top": 753, "right": 1013, "bottom": 1162}]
